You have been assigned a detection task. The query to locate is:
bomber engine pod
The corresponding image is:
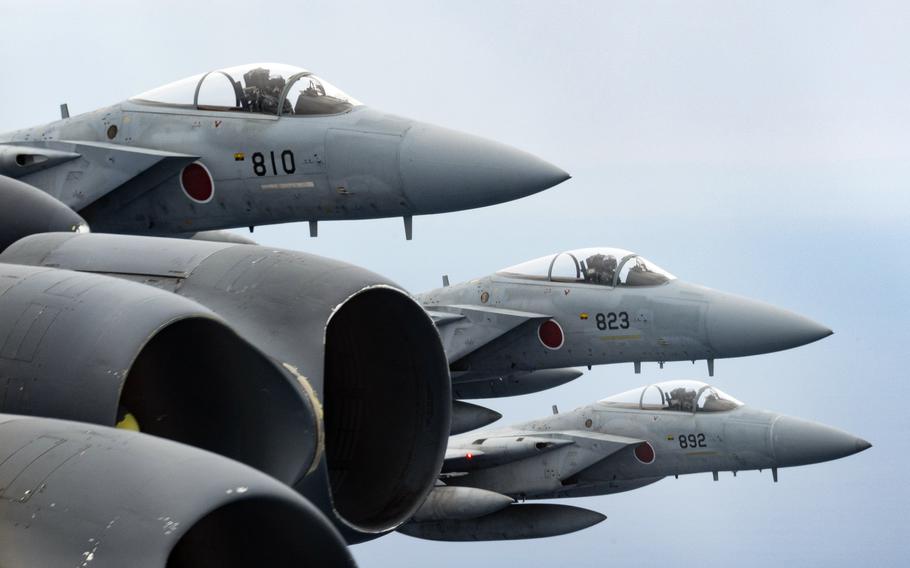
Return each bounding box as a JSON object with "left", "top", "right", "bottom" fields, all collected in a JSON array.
[
  {"left": 1, "top": 233, "right": 453, "bottom": 542},
  {"left": 0, "top": 175, "right": 87, "bottom": 251},
  {"left": 0, "top": 263, "right": 320, "bottom": 486},
  {"left": 0, "top": 414, "right": 356, "bottom": 568}
]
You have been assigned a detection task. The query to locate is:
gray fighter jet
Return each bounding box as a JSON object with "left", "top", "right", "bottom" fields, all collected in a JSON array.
[
  {"left": 420, "top": 247, "right": 832, "bottom": 398},
  {"left": 402, "top": 379, "right": 870, "bottom": 541},
  {"left": 0, "top": 63, "right": 569, "bottom": 239}
]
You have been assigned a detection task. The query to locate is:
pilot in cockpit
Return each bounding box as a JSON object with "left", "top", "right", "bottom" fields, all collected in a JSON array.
[
  {"left": 583, "top": 254, "right": 617, "bottom": 285},
  {"left": 666, "top": 387, "right": 697, "bottom": 412},
  {"left": 242, "top": 67, "right": 292, "bottom": 114}
]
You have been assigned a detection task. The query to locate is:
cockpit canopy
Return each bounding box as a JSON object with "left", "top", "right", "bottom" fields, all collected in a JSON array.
[
  {"left": 599, "top": 380, "right": 743, "bottom": 413},
  {"left": 131, "top": 63, "right": 362, "bottom": 116},
  {"left": 497, "top": 247, "right": 675, "bottom": 287}
]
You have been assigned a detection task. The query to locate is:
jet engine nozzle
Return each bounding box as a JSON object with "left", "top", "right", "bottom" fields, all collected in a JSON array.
[
  {"left": 0, "top": 175, "right": 88, "bottom": 251},
  {"left": 0, "top": 233, "right": 453, "bottom": 542},
  {"left": 0, "top": 414, "right": 355, "bottom": 568},
  {"left": 0, "top": 263, "right": 320, "bottom": 486}
]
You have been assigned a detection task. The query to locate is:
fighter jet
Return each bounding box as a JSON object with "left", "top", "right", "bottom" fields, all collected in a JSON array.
[
  {"left": 402, "top": 379, "right": 871, "bottom": 541},
  {"left": 419, "top": 247, "right": 833, "bottom": 398},
  {"left": 0, "top": 63, "right": 569, "bottom": 239}
]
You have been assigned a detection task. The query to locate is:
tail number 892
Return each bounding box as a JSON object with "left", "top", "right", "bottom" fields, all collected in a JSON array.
[{"left": 678, "top": 433, "right": 707, "bottom": 448}]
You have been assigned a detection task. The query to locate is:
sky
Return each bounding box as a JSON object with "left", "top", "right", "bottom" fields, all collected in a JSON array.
[{"left": 1, "top": 1, "right": 908, "bottom": 566}]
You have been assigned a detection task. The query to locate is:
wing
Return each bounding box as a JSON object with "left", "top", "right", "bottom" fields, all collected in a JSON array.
[
  {"left": 0, "top": 140, "right": 198, "bottom": 211},
  {"left": 402, "top": 430, "right": 635, "bottom": 541},
  {"left": 428, "top": 304, "right": 552, "bottom": 363},
  {"left": 444, "top": 430, "right": 643, "bottom": 476}
]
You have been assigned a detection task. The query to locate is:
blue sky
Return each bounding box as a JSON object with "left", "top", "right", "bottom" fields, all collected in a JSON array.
[{"left": 1, "top": 2, "right": 907, "bottom": 566}]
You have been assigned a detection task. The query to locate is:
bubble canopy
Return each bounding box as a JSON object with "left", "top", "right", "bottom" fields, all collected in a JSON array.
[
  {"left": 497, "top": 247, "right": 675, "bottom": 287},
  {"left": 131, "top": 63, "right": 362, "bottom": 116},
  {"left": 599, "top": 380, "right": 744, "bottom": 413}
]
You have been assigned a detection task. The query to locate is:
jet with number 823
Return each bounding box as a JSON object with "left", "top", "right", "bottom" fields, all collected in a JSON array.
[{"left": 420, "top": 247, "right": 832, "bottom": 399}]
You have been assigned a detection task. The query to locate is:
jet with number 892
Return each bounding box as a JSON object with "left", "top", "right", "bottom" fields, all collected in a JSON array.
[
  {"left": 401, "top": 379, "right": 870, "bottom": 542},
  {"left": 420, "top": 247, "right": 832, "bottom": 399}
]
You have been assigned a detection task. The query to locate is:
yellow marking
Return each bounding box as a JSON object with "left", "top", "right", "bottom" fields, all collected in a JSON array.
[
  {"left": 599, "top": 334, "right": 642, "bottom": 341},
  {"left": 684, "top": 451, "right": 719, "bottom": 457},
  {"left": 579, "top": 312, "right": 589, "bottom": 320},
  {"left": 116, "top": 412, "right": 140, "bottom": 432},
  {"left": 666, "top": 435, "right": 674, "bottom": 440},
  {"left": 233, "top": 152, "right": 245, "bottom": 161}
]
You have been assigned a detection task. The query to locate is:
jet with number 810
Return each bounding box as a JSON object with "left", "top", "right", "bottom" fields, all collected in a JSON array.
[
  {"left": 420, "top": 247, "right": 832, "bottom": 400},
  {"left": 0, "top": 63, "right": 569, "bottom": 240}
]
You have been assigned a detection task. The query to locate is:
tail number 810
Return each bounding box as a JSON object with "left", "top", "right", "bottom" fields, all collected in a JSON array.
[{"left": 252, "top": 150, "right": 296, "bottom": 176}]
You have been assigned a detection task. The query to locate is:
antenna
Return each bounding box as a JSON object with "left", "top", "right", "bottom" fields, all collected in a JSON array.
[
  {"left": 403, "top": 215, "right": 413, "bottom": 240},
  {"left": 60, "top": 103, "right": 70, "bottom": 119}
]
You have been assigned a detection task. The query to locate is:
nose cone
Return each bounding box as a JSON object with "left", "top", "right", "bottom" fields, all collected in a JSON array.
[
  {"left": 772, "top": 416, "right": 871, "bottom": 467},
  {"left": 705, "top": 291, "right": 832, "bottom": 357},
  {"left": 399, "top": 122, "right": 570, "bottom": 214}
]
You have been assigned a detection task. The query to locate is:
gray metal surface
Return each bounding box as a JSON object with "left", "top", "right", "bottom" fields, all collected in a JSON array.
[
  {"left": 420, "top": 248, "right": 832, "bottom": 398},
  {"left": 401, "top": 380, "right": 869, "bottom": 541},
  {"left": 441, "top": 380, "right": 869, "bottom": 504},
  {"left": 0, "top": 64, "right": 569, "bottom": 236},
  {"left": 0, "top": 175, "right": 87, "bottom": 251},
  {"left": 0, "top": 413, "right": 355, "bottom": 568},
  {"left": 450, "top": 401, "right": 502, "bottom": 435},
  {"left": 0, "top": 262, "right": 320, "bottom": 486},
  {"left": 400, "top": 504, "right": 606, "bottom": 541},
  {"left": 0, "top": 231, "right": 452, "bottom": 542}
]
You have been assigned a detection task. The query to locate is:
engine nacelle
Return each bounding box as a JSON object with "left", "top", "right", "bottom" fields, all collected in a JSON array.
[
  {"left": 0, "top": 175, "right": 87, "bottom": 251},
  {"left": 0, "top": 414, "right": 355, "bottom": 568},
  {"left": 0, "top": 262, "right": 320, "bottom": 486},
  {"left": 0, "top": 233, "right": 452, "bottom": 541}
]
